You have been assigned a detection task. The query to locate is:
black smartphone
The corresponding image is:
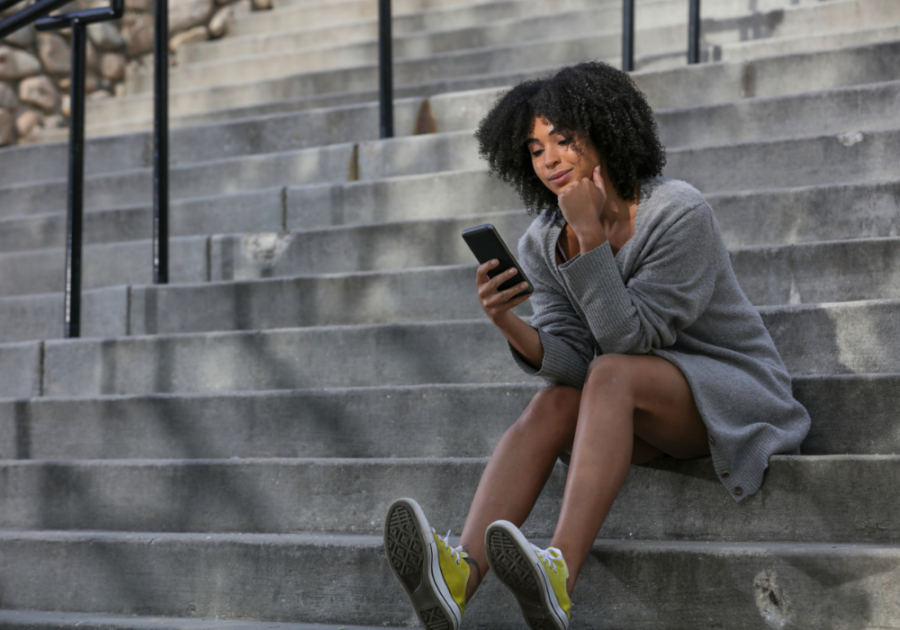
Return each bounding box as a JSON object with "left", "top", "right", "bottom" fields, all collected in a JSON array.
[{"left": 462, "top": 224, "right": 534, "bottom": 299}]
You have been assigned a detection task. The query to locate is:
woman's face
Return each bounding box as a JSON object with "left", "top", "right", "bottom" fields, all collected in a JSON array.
[{"left": 527, "top": 116, "right": 601, "bottom": 194}]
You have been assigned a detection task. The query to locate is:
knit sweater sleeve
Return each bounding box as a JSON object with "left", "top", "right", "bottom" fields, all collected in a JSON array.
[
  {"left": 509, "top": 226, "right": 595, "bottom": 388},
  {"left": 560, "top": 200, "right": 722, "bottom": 355}
]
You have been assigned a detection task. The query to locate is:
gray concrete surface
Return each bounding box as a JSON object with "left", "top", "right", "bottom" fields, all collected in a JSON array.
[
  {"left": 0, "top": 237, "right": 208, "bottom": 297},
  {"left": 0, "top": 455, "right": 897, "bottom": 544},
  {"left": 0, "top": 144, "right": 354, "bottom": 219},
  {"left": 0, "top": 374, "right": 896, "bottom": 461},
  {"left": 19, "top": 298, "right": 900, "bottom": 397},
  {"left": 75, "top": 37, "right": 900, "bottom": 130},
  {"left": 0, "top": 530, "right": 897, "bottom": 629},
  {"left": 0, "top": 286, "right": 128, "bottom": 343},
  {"left": 130, "top": 0, "right": 889, "bottom": 95},
  {"left": 0, "top": 189, "right": 284, "bottom": 252},
  {"left": 0, "top": 610, "right": 397, "bottom": 630}
]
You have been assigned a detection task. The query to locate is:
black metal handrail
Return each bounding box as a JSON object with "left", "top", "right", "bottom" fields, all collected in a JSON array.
[
  {"left": 621, "top": 0, "right": 703, "bottom": 72},
  {"left": 0, "top": 0, "right": 171, "bottom": 339},
  {"left": 377, "top": 0, "right": 393, "bottom": 138},
  {"left": 154, "top": 0, "right": 169, "bottom": 284}
]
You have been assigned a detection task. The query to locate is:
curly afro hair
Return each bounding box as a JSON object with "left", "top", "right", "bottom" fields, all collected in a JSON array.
[{"left": 475, "top": 61, "right": 666, "bottom": 216}]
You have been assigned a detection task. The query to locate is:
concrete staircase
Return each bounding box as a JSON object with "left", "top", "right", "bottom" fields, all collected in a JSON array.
[{"left": 1, "top": 0, "right": 900, "bottom": 627}]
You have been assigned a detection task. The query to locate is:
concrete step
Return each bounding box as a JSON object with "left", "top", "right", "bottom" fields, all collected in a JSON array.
[
  {"left": 350, "top": 126, "right": 900, "bottom": 191},
  {"left": 0, "top": 286, "right": 129, "bottom": 343},
  {"left": 0, "top": 455, "right": 898, "bottom": 544},
  {"left": 3, "top": 121, "right": 897, "bottom": 226},
  {"left": 227, "top": 0, "right": 519, "bottom": 38},
  {"left": 0, "top": 299, "right": 886, "bottom": 399},
  {"left": 286, "top": 170, "right": 900, "bottom": 236},
  {"left": 712, "top": 22, "right": 900, "bottom": 64},
  {"left": 0, "top": 236, "right": 208, "bottom": 297},
  {"left": 0, "top": 530, "right": 896, "bottom": 628},
  {"left": 0, "top": 188, "right": 285, "bottom": 253},
  {"left": 138, "top": 0, "right": 896, "bottom": 96},
  {"left": 0, "top": 143, "right": 354, "bottom": 222},
  {"left": 1, "top": 172, "right": 897, "bottom": 302},
  {"left": 12, "top": 74, "right": 900, "bottom": 193},
  {"left": 72, "top": 36, "right": 900, "bottom": 134},
  {"left": 0, "top": 610, "right": 400, "bottom": 630},
  {"left": 180, "top": 0, "right": 895, "bottom": 67},
  {"left": 1, "top": 234, "right": 888, "bottom": 342},
  {"left": 90, "top": 22, "right": 900, "bottom": 137},
  {"left": 1, "top": 373, "right": 894, "bottom": 460}
]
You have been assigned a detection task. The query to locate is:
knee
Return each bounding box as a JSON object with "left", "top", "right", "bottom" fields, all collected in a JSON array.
[
  {"left": 510, "top": 386, "right": 580, "bottom": 436},
  {"left": 585, "top": 354, "right": 636, "bottom": 391}
]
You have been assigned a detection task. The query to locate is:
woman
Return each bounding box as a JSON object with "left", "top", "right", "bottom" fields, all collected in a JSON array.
[{"left": 383, "top": 61, "right": 810, "bottom": 630}]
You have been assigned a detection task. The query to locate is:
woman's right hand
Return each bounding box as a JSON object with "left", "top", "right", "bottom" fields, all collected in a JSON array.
[{"left": 476, "top": 260, "right": 531, "bottom": 323}]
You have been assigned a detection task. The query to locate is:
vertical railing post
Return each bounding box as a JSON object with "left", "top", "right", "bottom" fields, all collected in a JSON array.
[
  {"left": 622, "top": 0, "right": 635, "bottom": 72},
  {"left": 688, "top": 0, "right": 701, "bottom": 64},
  {"left": 377, "top": 0, "right": 394, "bottom": 138},
  {"left": 153, "top": 0, "right": 169, "bottom": 283},
  {"left": 64, "top": 19, "right": 87, "bottom": 338}
]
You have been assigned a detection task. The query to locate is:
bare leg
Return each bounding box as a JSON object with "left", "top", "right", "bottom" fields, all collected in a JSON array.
[
  {"left": 550, "top": 354, "right": 710, "bottom": 593},
  {"left": 458, "top": 385, "right": 581, "bottom": 601}
]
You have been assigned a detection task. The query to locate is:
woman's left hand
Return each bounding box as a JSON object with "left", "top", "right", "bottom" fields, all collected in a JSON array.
[{"left": 558, "top": 165, "right": 608, "bottom": 252}]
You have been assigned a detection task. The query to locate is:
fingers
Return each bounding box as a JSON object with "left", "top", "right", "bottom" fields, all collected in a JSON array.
[{"left": 476, "top": 261, "right": 530, "bottom": 316}]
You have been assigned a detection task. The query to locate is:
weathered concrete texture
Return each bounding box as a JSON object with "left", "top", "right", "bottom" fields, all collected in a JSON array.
[
  {"left": 79, "top": 35, "right": 900, "bottom": 129},
  {"left": 286, "top": 174, "right": 900, "bottom": 243},
  {"left": 0, "top": 143, "right": 353, "bottom": 220},
  {"left": 0, "top": 531, "right": 898, "bottom": 629},
  {"left": 656, "top": 78, "right": 900, "bottom": 150},
  {"left": 665, "top": 128, "right": 900, "bottom": 194},
  {"left": 39, "top": 320, "right": 522, "bottom": 396},
  {"left": 0, "top": 609, "right": 399, "bottom": 630},
  {"left": 0, "top": 99, "right": 418, "bottom": 188},
  {"left": 0, "top": 188, "right": 284, "bottom": 252},
  {"left": 0, "top": 456, "right": 899, "bottom": 544},
  {"left": 0, "top": 286, "right": 128, "bottom": 342},
  {"left": 0, "top": 384, "right": 537, "bottom": 460},
  {"left": 0, "top": 341, "right": 42, "bottom": 399},
  {"left": 0, "top": 237, "right": 208, "bottom": 297},
  {"left": 762, "top": 299, "right": 900, "bottom": 375},
  {"left": 130, "top": 265, "right": 534, "bottom": 334},
  {"left": 709, "top": 179, "right": 900, "bottom": 247},
  {"left": 349, "top": 125, "right": 900, "bottom": 190},
  {"left": 213, "top": 211, "right": 530, "bottom": 277},
  {"left": 794, "top": 374, "right": 900, "bottom": 455},
  {"left": 28, "top": 298, "right": 900, "bottom": 396},
  {"left": 0, "top": 458, "right": 562, "bottom": 535},
  {"left": 732, "top": 237, "right": 900, "bottom": 306},
  {"left": 134, "top": 0, "right": 900, "bottom": 97},
  {"left": 285, "top": 170, "right": 521, "bottom": 229},
  {"left": 634, "top": 39, "right": 900, "bottom": 109},
  {"left": 0, "top": 373, "right": 895, "bottom": 461}
]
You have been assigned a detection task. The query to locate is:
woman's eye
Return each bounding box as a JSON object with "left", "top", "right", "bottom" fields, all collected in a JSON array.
[
  {"left": 531, "top": 149, "right": 544, "bottom": 157},
  {"left": 559, "top": 137, "right": 572, "bottom": 146}
]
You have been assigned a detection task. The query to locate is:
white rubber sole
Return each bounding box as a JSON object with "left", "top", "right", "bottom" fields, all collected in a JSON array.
[
  {"left": 485, "top": 520, "right": 569, "bottom": 630},
  {"left": 384, "top": 498, "right": 462, "bottom": 630}
]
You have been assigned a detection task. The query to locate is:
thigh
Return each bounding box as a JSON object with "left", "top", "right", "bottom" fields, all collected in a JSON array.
[{"left": 587, "top": 354, "right": 710, "bottom": 460}]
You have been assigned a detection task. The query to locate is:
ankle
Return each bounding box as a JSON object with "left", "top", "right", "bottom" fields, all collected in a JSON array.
[{"left": 463, "top": 557, "right": 482, "bottom": 602}]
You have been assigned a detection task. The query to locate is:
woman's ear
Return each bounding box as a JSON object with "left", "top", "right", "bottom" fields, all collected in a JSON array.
[{"left": 592, "top": 165, "right": 602, "bottom": 188}]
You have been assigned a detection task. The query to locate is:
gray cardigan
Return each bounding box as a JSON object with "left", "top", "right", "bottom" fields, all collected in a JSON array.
[{"left": 512, "top": 177, "right": 810, "bottom": 501}]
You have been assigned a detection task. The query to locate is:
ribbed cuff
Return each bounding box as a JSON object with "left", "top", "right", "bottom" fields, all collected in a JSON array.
[
  {"left": 560, "top": 242, "right": 634, "bottom": 348},
  {"left": 508, "top": 327, "right": 588, "bottom": 389}
]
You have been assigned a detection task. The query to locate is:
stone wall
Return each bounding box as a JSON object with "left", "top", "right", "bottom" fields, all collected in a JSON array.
[{"left": 0, "top": 0, "right": 270, "bottom": 146}]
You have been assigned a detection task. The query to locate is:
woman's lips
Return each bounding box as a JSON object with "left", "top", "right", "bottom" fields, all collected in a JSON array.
[{"left": 549, "top": 169, "right": 572, "bottom": 185}]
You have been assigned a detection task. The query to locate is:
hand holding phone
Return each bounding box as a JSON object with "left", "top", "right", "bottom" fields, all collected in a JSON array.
[{"left": 462, "top": 224, "right": 533, "bottom": 318}]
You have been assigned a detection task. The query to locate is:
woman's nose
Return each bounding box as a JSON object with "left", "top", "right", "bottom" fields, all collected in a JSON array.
[{"left": 543, "top": 146, "right": 560, "bottom": 167}]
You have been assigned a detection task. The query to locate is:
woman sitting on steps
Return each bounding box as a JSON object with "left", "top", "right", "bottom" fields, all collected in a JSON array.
[{"left": 383, "top": 61, "right": 811, "bottom": 630}]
